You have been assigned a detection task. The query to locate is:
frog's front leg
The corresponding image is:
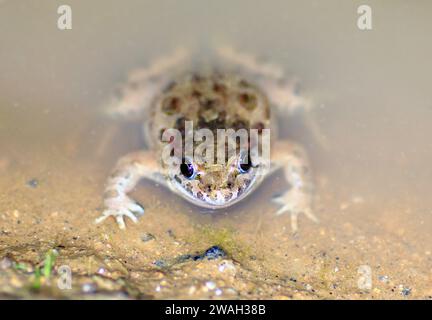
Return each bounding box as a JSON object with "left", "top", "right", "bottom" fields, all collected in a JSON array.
[
  {"left": 95, "top": 150, "right": 163, "bottom": 229},
  {"left": 271, "top": 140, "right": 318, "bottom": 234}
]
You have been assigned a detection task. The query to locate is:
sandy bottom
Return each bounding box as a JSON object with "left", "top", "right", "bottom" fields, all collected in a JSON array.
[{"left": 0, "top": 109, "right": 431, "bottom": 300}]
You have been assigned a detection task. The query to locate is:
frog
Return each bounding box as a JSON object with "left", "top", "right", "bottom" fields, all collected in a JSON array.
[{"left": 95, "top": 46, "right": 318, "bottom": 233}]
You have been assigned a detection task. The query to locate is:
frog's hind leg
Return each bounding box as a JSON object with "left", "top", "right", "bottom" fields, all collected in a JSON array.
[
  {"left": 216, "top": 46, "right": 310, "bottom": 114},
  {"left": 271, "top": 140, "right": 318, "bottom": 234},
  {"left": 106, "top": 47, "right": 191, "bottom": 119},
  {"left": 216, "top": 45, "right": 328, "bottom": 149},
  {"left": 95, "top": 150, "right": 165, "bottom": 229}
]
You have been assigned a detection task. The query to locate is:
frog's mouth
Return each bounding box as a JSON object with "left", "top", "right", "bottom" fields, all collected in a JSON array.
[
  {"left": 176, "top": 188, "right": 246, "bottom": 209},
  {"left": 168, "top": 174, "right": 259, "bottom": 209}
]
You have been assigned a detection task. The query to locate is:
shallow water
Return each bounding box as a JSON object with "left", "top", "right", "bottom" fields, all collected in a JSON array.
[{"left": 0, "top": 0, "right": 431, "bottom": 299}]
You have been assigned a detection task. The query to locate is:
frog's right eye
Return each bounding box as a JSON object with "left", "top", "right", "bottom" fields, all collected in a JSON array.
[
  {"left": 238, "top": 152, "right": 252, "bottom": 174},
  {"left": 180, "top": 160, "right": 196, "bottom": 179}
]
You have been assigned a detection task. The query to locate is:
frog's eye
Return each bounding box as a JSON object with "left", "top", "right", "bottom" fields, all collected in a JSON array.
[
  {"left": 238, "top": 153, "right": 252, "bottom": 174},
  {"left": 180, "top": 160, "right": 197, "bottom": 179}
]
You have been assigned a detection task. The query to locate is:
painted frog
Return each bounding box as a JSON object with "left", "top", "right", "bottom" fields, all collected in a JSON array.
[{"left": 95, "top": 47, "right": 318, "bottom": 233}]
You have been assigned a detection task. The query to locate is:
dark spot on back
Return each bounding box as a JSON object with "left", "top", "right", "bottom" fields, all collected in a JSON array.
[
  {"left": 200, "top": 97, "right": 220, "bottom": 109},
  {"left": 238, "top": 92, "right": 257, "bottom": 110},
  {"left": 191, "top": 90, "right": 202, "bottom": 98},
  {"left": 162, "top": 96, "right": 182, "bottom": 115},
  {"left": 217, "top": 110, "right": 227, "bottom": 123},
  {"left": 231, "top": 119, "right": 249, "bottom": 130},
  {"left": 27, "top": 178, "right": 39, "bottom": 188},
  {"left": 213, "top": 82, "right": 227, "bottom": 94},
  {"left": 252, "top": 122, "right": 265, "bottom": 134},
  {"left": 175, "top": 116, "right": 188, "bottom": 133}
]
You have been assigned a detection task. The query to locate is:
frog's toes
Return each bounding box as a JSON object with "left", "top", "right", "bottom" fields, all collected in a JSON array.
[
  {"left": 272, "top": 193, "right": 318, "bottom": 233},
  {"left": 95, "top": 196, "right": 144, "bottom": 229}
]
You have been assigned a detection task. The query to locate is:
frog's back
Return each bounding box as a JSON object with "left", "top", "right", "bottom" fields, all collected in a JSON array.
[{"left": 146, "top": 72, "right": 273, "bottom": 150}]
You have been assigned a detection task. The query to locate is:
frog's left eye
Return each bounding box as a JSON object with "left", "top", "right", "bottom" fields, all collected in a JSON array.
[
  {"left": 238, "top": 153, "right": 252, "bottom": 173},
  {"left": 180, "top": 160, "right": 197, "bottom": 179}
]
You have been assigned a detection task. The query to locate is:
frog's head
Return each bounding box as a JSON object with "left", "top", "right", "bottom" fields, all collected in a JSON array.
[{"left": 167, "top": 152, "right": 264, "bottom": 208}]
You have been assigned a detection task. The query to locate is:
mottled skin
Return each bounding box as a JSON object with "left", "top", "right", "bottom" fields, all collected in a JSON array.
[{"left": 95, "top": 47, "right": 318, "bottom": 233}]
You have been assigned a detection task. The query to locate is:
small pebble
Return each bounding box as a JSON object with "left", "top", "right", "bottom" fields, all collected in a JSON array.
[
  {"left": 82, "top": 283, "right": 97, "bottom": 294},
  {"left": 27, "top": 178, "right": 39, "bottom": 188},
  {"left": 0, "top": 257, "right": 12, "bottom": 270},
  {"left": 12, "top": 210, "right": 20, "bottom": 218},
  {"left": 97, "top": 267, "right": 106, "bottom": 275},
  {"left": 400, "top": 286, "right": 411, "bottom": 296},
  {"left": 373, "top": 288, "right": 381, "bottom": 294},
  {"left": 224, "top": 288, "right": 238, "bottom": 296},
  {"left": 154, "top": 260, "right": 168, "bottom": 268},
  {"left": 192, "top": 246, "right": 226, "bottom": 261},
  {"left": 188, "top": 286, "right": 197, "bottom": 295},
  {"left": 141, "top": 233, "right": 155, "bottom": 242},
  {"left": 218, "top": 261, "right": 236, "bottom": 273},
  {"left": 305, "top": 284, "right": 313, "bottom": 291},
  {"left": 379, "top": 275, "right": 389, "bottom": 283},
  {"left": 215, "top": 288, "right": 223, "bottom": 296},
  {"left": 203, "top": 246, "right": 226, "bottom": 260},
  {"left": 205, "top": 281, "right": 216, "bottom": 290}
]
